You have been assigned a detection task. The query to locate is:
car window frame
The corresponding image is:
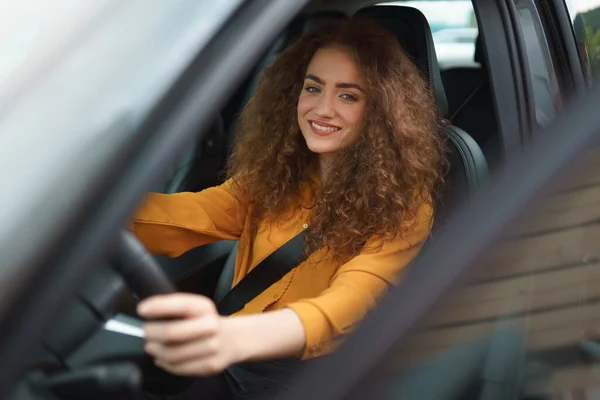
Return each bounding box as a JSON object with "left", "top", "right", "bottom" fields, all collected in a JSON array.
[
  {"left": 514, "top": 0, "right": 563, "bottom": 130},
  {"left": 560, "top": 0, "right": 599, "bottom": 88},
  {"left": 538, "top": 0, "right": 588, "bottom": 97},
  {"left": 474, "top": 0, "right": 530, "bottom": 159}
]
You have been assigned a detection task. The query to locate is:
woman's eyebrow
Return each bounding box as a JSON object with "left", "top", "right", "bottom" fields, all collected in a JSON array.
[
  {"left": 305, "top": 74, "right": 365, "bottom": 93},
  {"left": 305, "top": 74, "right": 324, "bottom": 84},
  {"left": 336, "top": 82, "right": 365, "bottom": 93}
]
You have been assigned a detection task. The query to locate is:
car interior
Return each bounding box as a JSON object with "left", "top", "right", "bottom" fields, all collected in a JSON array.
[
  {"left": 9, "top": 1, "right": 517, "bottom": 399},
  {"left": 158, "top": 2, "right": 493, "bottom": 302}
]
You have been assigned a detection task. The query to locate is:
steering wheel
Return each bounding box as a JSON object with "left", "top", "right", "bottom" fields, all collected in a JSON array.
[
  {"left": 28, "top": 230, "right": 194, "bottom": 399},
  {"left": 111, "top": 230, "right": 176, "bottom": 299}
]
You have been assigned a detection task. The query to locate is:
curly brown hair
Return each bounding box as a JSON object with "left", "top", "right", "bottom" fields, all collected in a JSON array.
[{"left": 227, "top": 19, "right": 447, "bottom": 261}]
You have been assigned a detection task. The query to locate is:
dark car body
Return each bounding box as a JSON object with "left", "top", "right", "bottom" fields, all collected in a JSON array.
[{"left": 1, "top": 0, "right": 599, "bottom": 399}]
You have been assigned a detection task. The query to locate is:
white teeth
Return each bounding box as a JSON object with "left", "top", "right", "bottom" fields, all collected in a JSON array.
[{"left": 311, "top": 121, "right": 340, "bottom": 132}]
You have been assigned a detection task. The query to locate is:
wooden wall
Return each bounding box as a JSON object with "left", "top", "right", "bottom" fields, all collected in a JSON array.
[{"left": 384, "top": 151, "right": 600, "bottom": 398}]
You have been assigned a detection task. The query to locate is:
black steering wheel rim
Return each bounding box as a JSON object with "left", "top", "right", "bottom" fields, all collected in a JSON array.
[{"left": 111, "top": 230, "right": 176, "bottom": 300}]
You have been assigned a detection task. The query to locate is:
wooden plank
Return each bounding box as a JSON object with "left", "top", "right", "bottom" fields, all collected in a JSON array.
[
  {"left": 523, "top": 365, "right": 600, "bottom": 398},
  {"left": 555, "top": 167, "right": 600, "bottom": 192},
  {"left": 390, "top": 322, "right": 594, "bottom": 371},
  {"left": 400, "top": 301, "right": 600, "bottom": 356},
  {"left": 396, "top": 324, "right": 588, "bottom": 369},
  {"left": 553, "top": 370, "right": 600, "bottom": 398},
  {"left": 418, "top": 262, "right": 600, "bottom": 327},
  {"left": 433, "top": 262, "right": 600, "bottom": 307},
  {"left": 555, "top": 168, "right": 600, "bottom": 193},
  {"left": 552, "top": 148, "right": 600, "bottom": 192},
  {"left": 470, "top": 223, "right": 600, "bottom": 281},
  {"left": 476, "top": 146, "right": 600, "bottom": 237},
  {"left": 384, "top": 354, "right": 600, "bottom": 398},
  {"left": 511, "top": 185, "right": 600, "bottom": 237}
]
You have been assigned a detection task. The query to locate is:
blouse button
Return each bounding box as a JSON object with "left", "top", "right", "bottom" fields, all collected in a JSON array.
[{"left": 302, "top": 223, "right": 308, "bottom": 229}]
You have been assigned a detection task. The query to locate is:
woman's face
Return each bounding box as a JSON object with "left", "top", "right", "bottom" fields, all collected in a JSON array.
[{"left": 297, "top": 46, "right": 368, "bottom": 157}]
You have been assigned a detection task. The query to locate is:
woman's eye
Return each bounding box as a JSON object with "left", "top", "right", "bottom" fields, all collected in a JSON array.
[
  {"left": 340, "top": 93, "right": 357, "bottom": 101},
  {"left": 305, "top": 86, "right": 319, "bottom": 93}
]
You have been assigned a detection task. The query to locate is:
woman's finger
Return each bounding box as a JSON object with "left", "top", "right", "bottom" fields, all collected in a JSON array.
[
  {"left": 137, "top": 293, "right": 216, "bottom": 319},
  {"left": 148, "top": 337, "right": 221, "bottom": 366},
  {"left": 156, "top": 357, "right": 227, "bottom": 377},
  {"left": 144, "top": 316, "right": 220, "bottom": 343}
]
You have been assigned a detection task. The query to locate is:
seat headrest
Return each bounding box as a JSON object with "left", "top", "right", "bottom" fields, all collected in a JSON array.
[
  {"left": 354, "top": 6, "right": 448, "bottom": 117},
  {"left": 303, "top": 11, "right": 348, "bottom": 33}
]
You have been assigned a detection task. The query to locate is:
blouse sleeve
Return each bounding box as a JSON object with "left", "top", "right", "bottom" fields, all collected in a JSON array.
[
  {"left": 286, "top": 202, "right": 434, "bottom": 359},
  {"left": 129, "top": 179, "right": 248, "bottom": 258}
]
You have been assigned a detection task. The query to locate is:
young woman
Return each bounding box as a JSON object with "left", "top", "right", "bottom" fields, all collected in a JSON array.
[{"left": 127, "top": 18, "right": 446, "bottom": 399}]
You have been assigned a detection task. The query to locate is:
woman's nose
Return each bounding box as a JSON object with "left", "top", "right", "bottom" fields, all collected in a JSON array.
[{"left": 315, "top": 93, "right": 335, "bottom": 118}]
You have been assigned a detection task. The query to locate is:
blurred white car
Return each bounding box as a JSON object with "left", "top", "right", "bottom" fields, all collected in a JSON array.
[
  {"left": 386, "top": 1, "right": 480, "bottom": 69},
  {"left": 433, "top": 27, "right": 479, "bottom": 69}
]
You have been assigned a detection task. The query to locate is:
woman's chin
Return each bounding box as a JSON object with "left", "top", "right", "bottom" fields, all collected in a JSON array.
[
  {"left": 302, "top": 137, "right": 336, "bottom": 155},
  {"left": 306, "top": 143, "right": 338, "bottom": 155}
]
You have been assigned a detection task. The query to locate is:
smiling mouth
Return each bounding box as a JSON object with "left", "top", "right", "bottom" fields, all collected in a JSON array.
[{"left": 309, "top": 120, "right": 341, "bottom": 135}]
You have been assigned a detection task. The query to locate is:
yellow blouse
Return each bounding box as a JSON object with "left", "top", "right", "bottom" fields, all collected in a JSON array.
[{"left": 130, "top": 179, "right": 433, "bottom": 359}]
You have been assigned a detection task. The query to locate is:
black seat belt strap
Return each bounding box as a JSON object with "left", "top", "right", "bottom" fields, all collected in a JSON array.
[{"left": 217, "top": 230, "right": 308, "bottom": 316}]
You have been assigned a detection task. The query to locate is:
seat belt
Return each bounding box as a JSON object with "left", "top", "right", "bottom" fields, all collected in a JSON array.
[
  {"left": 217, "top": 230, "right": 308, "bottom": 316},
  {"left": 449, "top": 83, "right": 483, "bottom": 123}
]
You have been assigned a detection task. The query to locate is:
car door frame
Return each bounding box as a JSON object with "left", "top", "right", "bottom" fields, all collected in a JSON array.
[
  {"left": 540, "top": 0, "right": 588, "bottom": 96},
  {"left": 473, "top": 0, "right": 533, "bottom": 159}
]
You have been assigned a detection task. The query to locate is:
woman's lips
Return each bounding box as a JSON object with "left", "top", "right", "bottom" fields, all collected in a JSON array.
[{"left": 309, "top": 120, "right": 341, "bottom": 136}]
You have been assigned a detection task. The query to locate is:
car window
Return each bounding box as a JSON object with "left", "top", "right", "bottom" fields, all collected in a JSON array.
[
  {"left": 382, "top": 0, "right": 479, "bottom": 70},
  {"left": 515, "top": 0, "right": 562, "bottom": 127},
  {"left": 566, "top": 0, "right": 600, "bottom": 86}
]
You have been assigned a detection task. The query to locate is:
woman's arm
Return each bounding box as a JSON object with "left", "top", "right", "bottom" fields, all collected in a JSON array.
[
  {"left": 224, "top": 308, "right": 306, "bottom": 362},
  {"left": 287, "top": 202, "right": 434, "bottom": 359},
  {"left": 131, "top": 179, "right": 248, "bottom": 257},
  {"left": 140, "top": 294, "right": 305, "bottom": 376}
]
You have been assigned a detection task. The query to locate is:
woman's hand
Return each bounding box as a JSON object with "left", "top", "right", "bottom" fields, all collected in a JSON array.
[
  {"left": 138, "top": 293, "right": 240, "bottom": 376},
  {"left": 138, "top": 293, "right": 307, "bottom": 377}
]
